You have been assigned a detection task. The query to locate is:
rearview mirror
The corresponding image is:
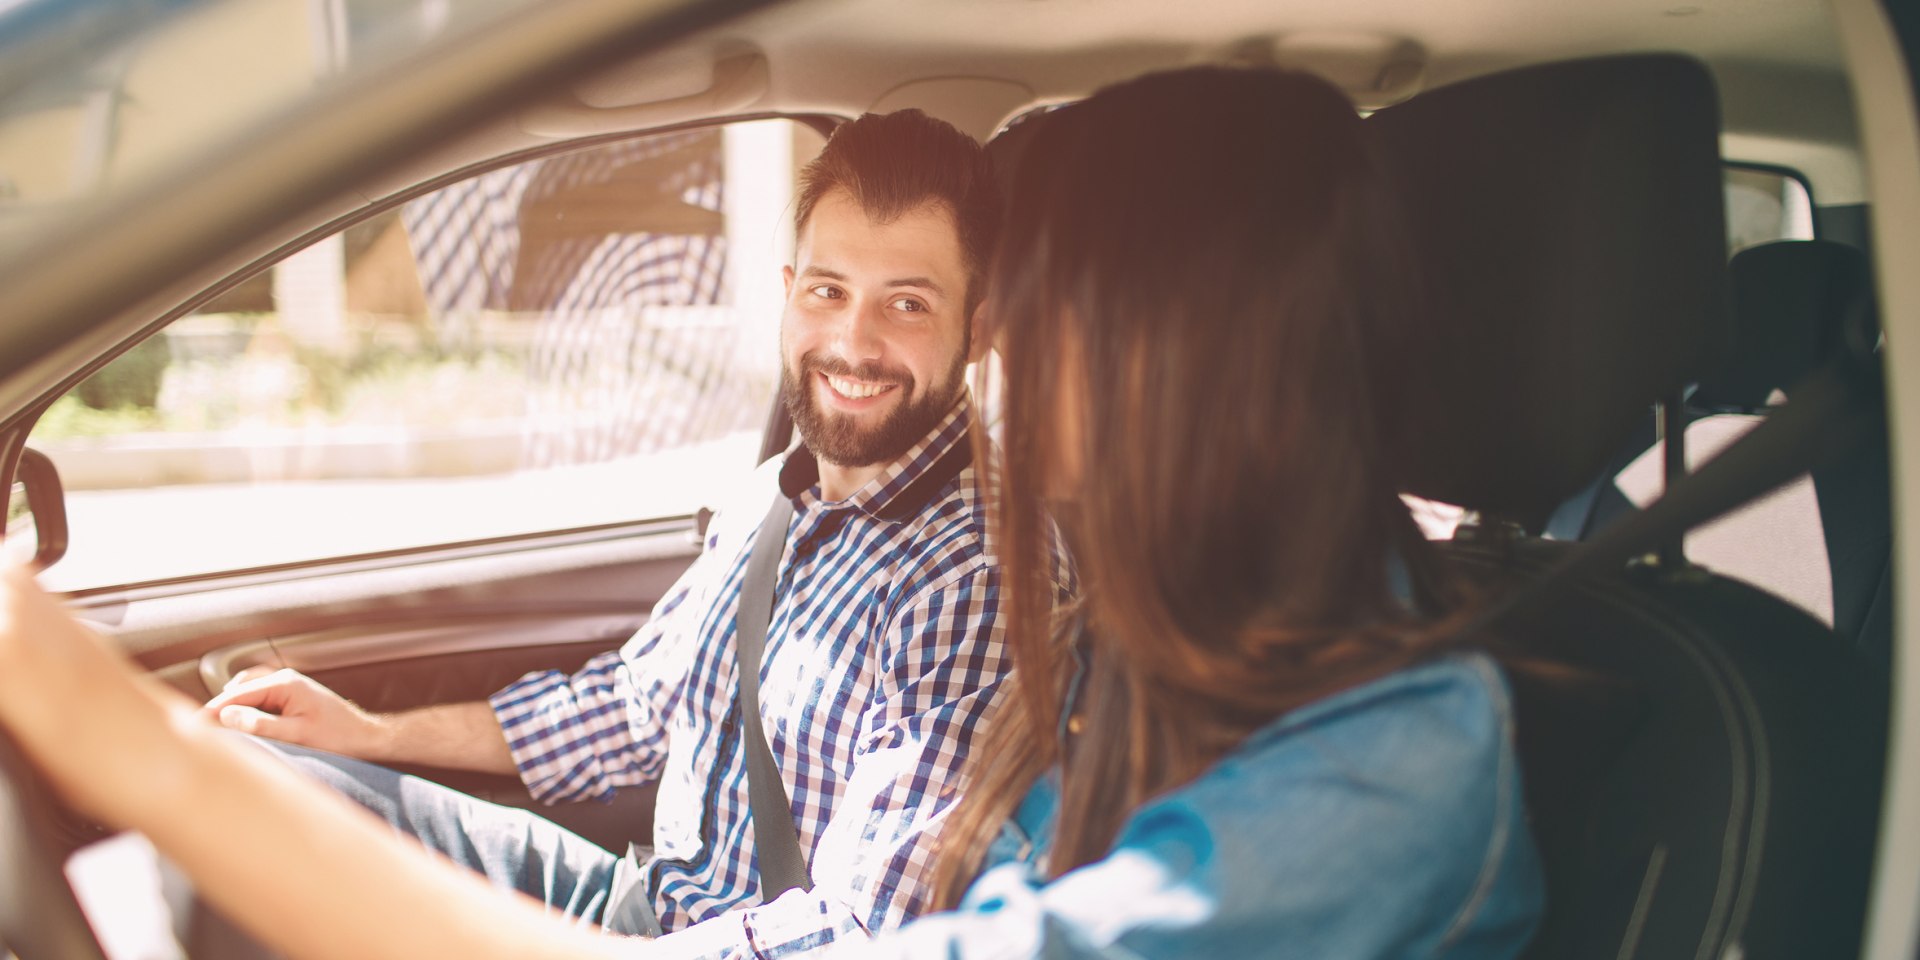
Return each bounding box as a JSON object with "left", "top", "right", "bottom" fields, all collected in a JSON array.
[{"left": 4, "top": 448, "right": 68, "bottom": 570}]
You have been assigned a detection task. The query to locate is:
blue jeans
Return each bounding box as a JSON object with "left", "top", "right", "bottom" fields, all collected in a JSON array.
[{"left": 258, "top": 741, "right": 628, "bottom": 926}]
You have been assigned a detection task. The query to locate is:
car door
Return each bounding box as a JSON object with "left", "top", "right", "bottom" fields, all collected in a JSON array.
[{"left": 7, "top": 115, "right": 828, "bottom": 851}]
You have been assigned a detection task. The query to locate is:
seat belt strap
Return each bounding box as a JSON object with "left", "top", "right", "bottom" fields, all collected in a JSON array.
[
  {"left": 1467, "top": 353, "right": 1883, "bottom": 634},
  {"left": 735, "top": 489, "right": 812, "bottom": 898},
  {"left": 730, "top": 428, "right": 976, "bottom": 899}
]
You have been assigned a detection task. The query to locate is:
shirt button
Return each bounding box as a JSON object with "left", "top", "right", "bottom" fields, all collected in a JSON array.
[{"left": 1067, "top": 715, "right": 1085, "bottom": 735}]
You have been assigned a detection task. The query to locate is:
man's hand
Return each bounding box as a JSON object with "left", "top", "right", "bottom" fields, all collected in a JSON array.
[
  {"left": 206, "top": 668, "right": 519, "bottom": 774},
  {"left": 204, "top": 668, "right": 391, "bottom": 761}
]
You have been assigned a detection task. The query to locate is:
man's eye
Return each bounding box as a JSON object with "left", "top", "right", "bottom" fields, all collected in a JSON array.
[
  {"left": 809, "top": 285, "right": 844, "bottom": 300},
  {"left": 890, "top": 297, "right": 927, "bottom": 313}
]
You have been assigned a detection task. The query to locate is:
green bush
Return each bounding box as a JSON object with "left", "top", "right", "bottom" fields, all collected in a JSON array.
[
  {"left": 35, "top": 395, "right": 159, "bottom": 440},
  {"left": 75, "top": 335, "right": 172, "bottom": 411}
]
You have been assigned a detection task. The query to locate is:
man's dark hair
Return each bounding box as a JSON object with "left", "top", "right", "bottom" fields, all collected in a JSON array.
[{"left": 796, "top": 109, "right": 1001, "bottom": 315}]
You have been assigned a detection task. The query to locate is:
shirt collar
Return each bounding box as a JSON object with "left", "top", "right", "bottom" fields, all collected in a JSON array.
[{"left": 779, "top": 394, "right": 976, "bottom": 523}]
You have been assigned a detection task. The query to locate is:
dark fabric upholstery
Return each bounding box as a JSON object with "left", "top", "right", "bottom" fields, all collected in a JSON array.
[
  {"left": 1368, "top": 54, "right": 1731, "bottom": 530},
  {"left": 1705, "top": 239, "right": 1891, "bottom": 664},
  {"left": 1699, "top": 240, "right": 1873, "bottom": 410},
  {"left": 1451, "top": 539, "right": 1884, "bottom": 960},
  {"left": 1818, "top": 428, "right": 1896, "bottom": 665},
  {"left": 1372, "top": 56, "right": 1887, "bottom": 959},
  {"left": 1571, "top": 240, "right": 1893, "bottom": 667}
]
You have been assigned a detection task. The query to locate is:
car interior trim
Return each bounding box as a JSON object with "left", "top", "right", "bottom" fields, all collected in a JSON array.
[
  {"left": 1832, "top": 0, "right": 1920, "bottom": 952},
  {"left": 196, "top": 612, "right": 651, "bottom": 693}
]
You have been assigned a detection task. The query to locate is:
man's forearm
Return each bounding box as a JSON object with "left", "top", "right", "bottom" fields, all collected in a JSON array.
[{"left": 368, "top": 701, "right": 519, "bottom": 776}]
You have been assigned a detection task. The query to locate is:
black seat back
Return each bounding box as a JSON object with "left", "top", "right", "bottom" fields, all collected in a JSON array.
[
  {"left": 1371, "top": 56, "right": 1887, "bottom": 960},
  {"left": 1693, "top": 240, "right": 1889, "bottom": 665},
  {"left": 1566, "top": 239, "right": 1892, "bottom": 666}
]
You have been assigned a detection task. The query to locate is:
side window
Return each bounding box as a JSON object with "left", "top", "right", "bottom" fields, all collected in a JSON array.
[
  {"left": 1724, "top": 165, "right": 1815, "bottom": 253},
  {"left": 31, "top": 119, "right": 827, "bottom": 591}
]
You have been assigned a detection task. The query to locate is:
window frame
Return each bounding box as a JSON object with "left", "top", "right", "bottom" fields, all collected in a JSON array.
[{"left": 1722, "top": 158, "right": 1820, "bottom": 240}]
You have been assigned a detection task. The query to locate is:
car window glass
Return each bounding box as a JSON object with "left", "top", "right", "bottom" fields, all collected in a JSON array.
[
  {"left": 1725, "top": 166, "right": 1815, "bottom": 253},
  {"left": 0, "top": 0, "right": 536, "bottom": 254},
  {"left": 30, "top": 118, "right": 826, "bottom": 591}
]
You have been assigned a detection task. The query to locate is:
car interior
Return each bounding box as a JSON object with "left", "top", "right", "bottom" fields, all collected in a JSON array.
[
  {"left": 0, "top": 0, "right": 1914, "bottom": 958},
  {"left": 1551, "top": 235, "right": 1894, "bottom": 668},
  {"left": 1368, "top": 52, "right": 1887, "bottom": 959}
]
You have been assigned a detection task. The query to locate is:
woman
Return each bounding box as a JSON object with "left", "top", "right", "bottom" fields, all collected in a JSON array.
[{"left": 0, "top": 66, "right": 1540, "bottom": 958}]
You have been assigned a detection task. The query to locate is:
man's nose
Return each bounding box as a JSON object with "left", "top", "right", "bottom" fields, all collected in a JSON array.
[{"left": 830, "top": 297, "right": 887, "bottom": 361}]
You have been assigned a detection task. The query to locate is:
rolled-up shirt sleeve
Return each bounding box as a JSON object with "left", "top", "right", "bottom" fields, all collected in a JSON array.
[
  {"left": 489, "top": 553, "right": 714, "bottom": 803},
  {"left": 641, "top": 561, "right": 1009, "bottom": 959}
]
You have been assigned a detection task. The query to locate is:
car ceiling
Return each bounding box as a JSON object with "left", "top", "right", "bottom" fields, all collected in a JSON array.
[
  {"left": 0, "top": 0, "right": 1865, "bottom": 422},
  {"left": 752, "top": 0, "right": 1843, "bottom": 91},
  {"left": 446, "top": 0, "right": 1859, "bottom": 199}
]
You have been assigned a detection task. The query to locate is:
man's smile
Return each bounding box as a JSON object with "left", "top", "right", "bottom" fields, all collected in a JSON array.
[{"left": 820, "top": 371, "right": 901, "bottom": 404}]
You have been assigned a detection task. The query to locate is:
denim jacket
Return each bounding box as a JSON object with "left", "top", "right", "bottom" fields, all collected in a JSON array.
[{"left": 830, "top": 651, "right": 1543, "bottom": 959}]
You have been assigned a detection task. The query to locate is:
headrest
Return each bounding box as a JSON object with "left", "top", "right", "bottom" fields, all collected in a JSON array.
[
  {"left": 986, "top": 106, "right": 1068, "bottom": 197},
  {"left": 1694, "top": 239, "right": 1875, "bottom": 410},
  {"left": 1368, "top": 55, "right": 1730, "bottom": 528}
]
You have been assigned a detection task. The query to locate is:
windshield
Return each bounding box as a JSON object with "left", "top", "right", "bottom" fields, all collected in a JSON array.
[{"left": 0, "top": 0, "right": 533, "bottom": 258}]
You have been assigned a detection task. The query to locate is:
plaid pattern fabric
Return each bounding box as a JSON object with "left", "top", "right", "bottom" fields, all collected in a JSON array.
[{"left": 492, "top": 397, "right": 1042, "bottom": 958}]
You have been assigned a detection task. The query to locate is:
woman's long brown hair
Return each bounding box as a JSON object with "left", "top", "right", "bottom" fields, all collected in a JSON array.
[{"left": 931, "top": 67, "right": 1469, "bottom": 907}]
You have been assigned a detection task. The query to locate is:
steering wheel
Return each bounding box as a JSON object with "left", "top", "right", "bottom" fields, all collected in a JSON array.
[{"left": 0, "top": 729, "right": 111, "bottom": 959}]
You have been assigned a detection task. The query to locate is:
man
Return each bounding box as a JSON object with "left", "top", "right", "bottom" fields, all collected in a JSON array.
[{"left": 205, "top": 109, "right": 1029, "bottom": 956}]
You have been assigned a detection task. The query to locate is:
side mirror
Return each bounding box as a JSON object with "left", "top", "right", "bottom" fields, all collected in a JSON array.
[{"left": 5, "top": 448, "right": 68, "bottom": 570}]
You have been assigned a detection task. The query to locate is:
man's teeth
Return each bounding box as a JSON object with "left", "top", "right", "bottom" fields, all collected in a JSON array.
[{"left": 827, "top": 375, "right": 893, "bottom": 399}]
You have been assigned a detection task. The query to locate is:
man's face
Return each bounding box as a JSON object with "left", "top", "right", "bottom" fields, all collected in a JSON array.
[{"left": 781, "top": 188, "right": 972, "bottom": 468}]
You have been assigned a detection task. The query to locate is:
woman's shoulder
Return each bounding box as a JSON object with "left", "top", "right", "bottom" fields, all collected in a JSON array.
[
  {"left": 871, "top": 652, "right": 1541, "bottom": 960},
  {"left": 1236, "top": 649, "right": 1512, "bottom": 763},
  {"left": 1102, "top": 649, "right": 1540, "bottom": 957},
  {"left": 1164, "top": 650, "right": 1517, "bottom": 828}
]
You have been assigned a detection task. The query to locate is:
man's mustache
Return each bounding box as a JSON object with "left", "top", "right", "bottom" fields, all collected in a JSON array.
[{"left": 803, "top": 353, "right": 911, "bottom": 388}]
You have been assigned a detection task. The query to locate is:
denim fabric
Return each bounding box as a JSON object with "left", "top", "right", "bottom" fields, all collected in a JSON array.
[
  {"left": 262, "top": 742, "right": 624, "bottom": 926},
  {"left": 823, "top": 651, "right": 1543, "bottom": 959}
]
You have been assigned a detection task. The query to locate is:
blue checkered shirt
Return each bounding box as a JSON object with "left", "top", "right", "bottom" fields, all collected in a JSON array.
[{"left": 491, "top": 398, "right": 1027, "bottom": 958}]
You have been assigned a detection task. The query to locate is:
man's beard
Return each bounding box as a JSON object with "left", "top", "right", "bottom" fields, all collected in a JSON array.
[{"left": 782, "top": 351, "right": 964, "bottom": 468}]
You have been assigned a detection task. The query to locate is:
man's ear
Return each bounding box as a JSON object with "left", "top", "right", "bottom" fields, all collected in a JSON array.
[{"left": 781, "top": 264, "right": 795, "bottom": 299}]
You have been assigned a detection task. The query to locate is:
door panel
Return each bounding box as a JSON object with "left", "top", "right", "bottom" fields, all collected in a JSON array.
[
  {"left": 102, "top": 520, "right": 699, "bottom": 853},
  {"left": 93, "top": 518, "right": 701, "bottom": 691}
]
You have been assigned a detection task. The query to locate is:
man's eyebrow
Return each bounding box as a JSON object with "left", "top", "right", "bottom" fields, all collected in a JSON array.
[
  {"left": 887, "top": 276, "right": 946, "bottom": 297},
  {"left": 798, "top": 266, "right": 948, "bottom": 298}
]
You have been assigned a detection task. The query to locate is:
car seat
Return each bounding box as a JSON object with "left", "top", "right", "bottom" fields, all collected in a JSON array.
[
  {"left": 1370, "top": 55, "right": 1888, "bottom": 960},
  {"left": 1552, "top": 239, "right": 1893, "bottom": 668}
]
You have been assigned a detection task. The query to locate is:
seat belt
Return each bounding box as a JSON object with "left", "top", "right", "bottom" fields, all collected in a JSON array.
[
  {"left": 1462, "top": 348, "right": 1884, "bottom": 634},
  {"left": 597, "top": 488, "right": 812, "bottom": 934},
  {"left": 730, "top": 429, "right": 975, "bottom": 899},
  {"left": 734, "top": 490, "right": 813, "bottom": 898}
]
